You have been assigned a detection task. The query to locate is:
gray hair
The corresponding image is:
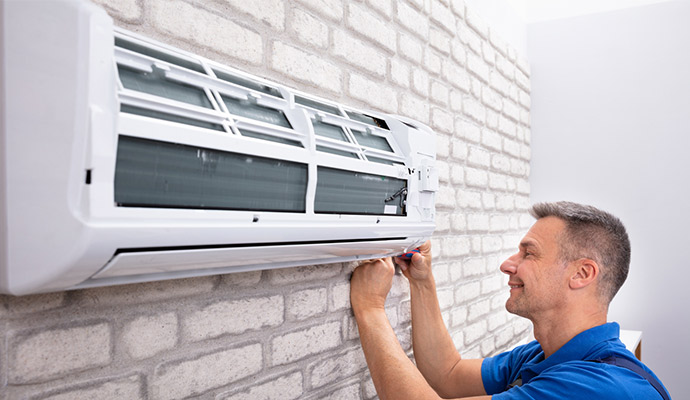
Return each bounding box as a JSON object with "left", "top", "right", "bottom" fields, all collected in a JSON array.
[{"left": 530, "top": 201, "right": 631, "bottom": 304}]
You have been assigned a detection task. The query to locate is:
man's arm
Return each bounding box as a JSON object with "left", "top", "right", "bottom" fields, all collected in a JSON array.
[
  {"left": 399, "top": 241, "right": 487, "bottom": 398},
  {"left": 350, "top": 252, "right": 490, "bottom": 399}
]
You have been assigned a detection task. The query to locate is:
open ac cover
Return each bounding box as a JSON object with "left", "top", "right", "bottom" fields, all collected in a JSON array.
[{"left": 0, "top": 1, "right": 438, "bottom": 295}]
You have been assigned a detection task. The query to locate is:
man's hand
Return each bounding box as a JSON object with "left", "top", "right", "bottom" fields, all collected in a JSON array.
[
  {"left": 394, "top": 240, "right": 433, "bottom": 283},
  {"left": 350, "top": 257, "right": 395, "bottom": 314}
]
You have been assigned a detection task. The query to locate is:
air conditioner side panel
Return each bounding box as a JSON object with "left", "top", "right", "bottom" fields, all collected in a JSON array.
[{"left": 0, "top": 1, "right": 116, "bottom": 295}]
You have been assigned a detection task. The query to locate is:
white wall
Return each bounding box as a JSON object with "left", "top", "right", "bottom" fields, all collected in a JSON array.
[{"left": 528, "top": 2, "right": 690, "bottom": 397}]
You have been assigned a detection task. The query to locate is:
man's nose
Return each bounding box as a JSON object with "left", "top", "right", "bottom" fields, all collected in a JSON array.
[{"left": 500, "top": 253, "right": 518, "bottom": 275}]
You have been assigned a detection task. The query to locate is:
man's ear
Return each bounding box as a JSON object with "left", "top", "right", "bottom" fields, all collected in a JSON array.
[{"left": 569, "top": 258, "right": 599, "bottom": 290}]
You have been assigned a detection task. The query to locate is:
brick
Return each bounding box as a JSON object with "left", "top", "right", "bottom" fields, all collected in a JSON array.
[
  {"left": 349, "top": 73, "right": 398, "bottom": 113},
  {"left": 462, "top": 97, "right": 485, "bottom": 124},
  {"left": 457, "top": 22, "right": 481, "bottom": 54},
  {"left": 495, "top": 53, "right": 515, "bottom": 80},
  {"left": 309, "top": 348, "right": 366, "bottom": 387},
  {"left": 425, "top": 50, "right": 442, "bottom": 75},
  {"left": 467, "top": 213, "right": 489, "bottom": 231},
  {"left": 450, "top": 0, "right": 465, "bottom": 17},
  {"left": 390, "top": 58, "right": 410, "bottom": 88},
  {"left": 220, "top": 270, "right": 262, "bottom": 287},
  {"left": 510, "top": 159, "right": 528, "bottom": 177},
  {"left": 0, "top": 292, "right": 64, "bottom": 316},
  {"left": 450, "top": 306, "right": 468, "bottom": 327},
  {"left": 322, "top": 383, "right": 361, "bottom": 400},
  {"left": 451, "top": 140, "right": 468, "bottom": 161},
  {"left": 441, "top": 237, "right": 471, "bottom": 257},
  {"left": 151, "top": 0, "right": 262, "bottom": 64},
  {"left": 333, "top": 29, "right": 387, "bottom": 77},
  {"left": 271, "top": 321, "right": 341, "bottom": 365},
  {"left": 397, "top": 2, "right": 429, "bottom": 40},
  {"left": 454, "top": 280, "right": 480, "bottom": 303},
  {"left": 481, "top": 86, "right": 502, "bottom": 112},
  {"left": 218, "top": 371, "right": 303, "bottom": 400},
  {"left": 224, "top": 0, "right": 285, "bottom": 30},
  {"left": 481, "top": 274, "right": 504, "bottom": 295},
  {"left": 488, "top": 172, "right": 507, "bottom": 191},
  {"left": 456, "top": 119, "right": 481, "bottom": 143},
  {"left": 429, "top": 28, "right": 451, "bottom": 55},
  {"left": 152, "top": 343, "right": 262, "bottom": 400},
  {"left": 451, "top": 330, "right": 464, "bottom": 349},
  {"left": 488, "top": 311, "right": 508, "bottom": 331},
  {"left": 437, "top": 159, "right": 450, "bottom": 183},
  {"left": 436, "top": 186, "right": 456, "bottom": 209},
  {"left": 431, "top": 107, "right": 453, "bottom": 133},
  {"left": 122, "top": 312, "right": 177, "bottom": 359},
  {"left": 437, "top": 288, "right": 455, "bottom": 310},
  {"left": 519, "top": 89, "right": 531, "bottom": 109},
  {"left": 272, "top": 42, "right": 342, "bottom": 93},
  {"left": 468, "top": 299, "right": 491, "bottom": 321},
  {"left": 503, "top": 99, "right": 520, "bottom": 122},
  {"left": 400, "top": 94, "right": 430, "bottom": 124},
  {"left": 515, "top": 69, "right": 530, "bottom": 91},
  {"left": 450, "top": 90, "right": 463, "bottom": 112},
  {"left": 183, "top": 296, "right": 283, "bottom": 341},
  {"left": 9, "top": 323, "right": 111, "bottom": 384},
  {"left": 297, "top": 0, "right": 344, "bottom": 21},
  {"left": 94, "top": 0, "right": 142, "bottom": 22},
  {"left": 457, "top": 189, "right": 482, "bottom": 209},
  {"left": 269, "top": 263, "right": 342, "bottom": 284},
  {"left": 347, "top": 3, "right": 396, "bottom": 52},
  {"left": 467, "top": 53, "right": 489, "bottom": 83},
  {"left": 77, "top": 276, "right": 216, "bottom": 306},
  {"left": 398, "top": 32, "right": 424, "bottom": 63},
  {"left": 498, "top": 115, "right": 517, "bottom": 137},
  {"left": 464, "top": 320, "right": 487, "bottom": 344},
  {"left": 482, "top": 40, "right": 496, "bottom": 65},
  {"left": 367, "top": 0, "right": 393, "bottom": 17},
  {"left": 481, "top": 128, "right": 502, "bottom": 152},
  {"left": 287, "top": 288, "right": 327, "bottom": 320},
  {"left": 482, "top": 236, "right": 504, "bottom": 252},
  {"left": 461, "top": 258, "right": 485, "bottom": 278},
  {"left": 489, "top": 29, "right": 508, "bottom": 56},
  {"left": 450, "top": 165, "right": 464, "bottom": 185},
  {"left": 290, "top": 8, "right": 329, "bottom": 49},
  {"left": 490, "top": 214, "right": 510, "bottom": 231},
  {"left": 504, "top": 138, "right": 521, "bottom": 158},
  {"left": 330, "top": 282, "right": 351, "bottom": 311},
  {"left": 492, "top": 153, "right": 511, "bottom": 173},
  {"left": 517, "top": 178, "right": 530, "bottom": 195},
  {"left": 433, "top": 261, "right": 451, "bottom": 285},
  {"left": 444, "top": 65, "right": 471, "bottom": 92},
  {"left": 451, "top": 40, "right": 467, "bottom": 66},
  {"left": 451, "top": 213, "right": 466, "bottom": 231},
  {"left": 465, "top": 167, "right": 488, "bottom": 188},
  {"left": 465, "top": 8, "right": 489, "bottom": 38},
  {"left": 412, "top": 68, "right": 429, "bottom": 97},
  {"left": 517, "top": 54, "right": 530, "bottom": 76},
  {"left": 481, "top": 336, "right": 496, "bottom": 357},
  {"left": 431, "top": 0, "right": 456, "bottom": 33},
  {"left": 39, "top": 375, "right": 144, "bottom": 400},
  {"left": 483, "top": 192, "right": 496, "bottom": 209}
]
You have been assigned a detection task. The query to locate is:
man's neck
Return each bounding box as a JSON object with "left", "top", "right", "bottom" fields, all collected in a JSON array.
[{"left": 532, "top": 309, "right": 608, "bottom": 358}]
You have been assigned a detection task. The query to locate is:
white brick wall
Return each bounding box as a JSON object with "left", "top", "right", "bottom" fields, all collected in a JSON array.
[{"left": 0, "top": 0, "right": 532, "bottom": 398}]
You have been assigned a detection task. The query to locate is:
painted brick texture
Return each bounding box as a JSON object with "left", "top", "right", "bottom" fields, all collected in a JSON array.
[{"left": 1, "top": 0, "right": 532, "bottom": 398}]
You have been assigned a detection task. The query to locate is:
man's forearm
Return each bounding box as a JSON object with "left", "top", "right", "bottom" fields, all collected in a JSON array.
[
  {"left": 354, "top": 307, "right": 441, "bottom": 400},
  {"left": 409, "top": 274, "right": 486, "bottom": 398}
]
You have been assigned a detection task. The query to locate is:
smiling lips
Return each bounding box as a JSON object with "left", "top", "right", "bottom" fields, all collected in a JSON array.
[{"left": 509, "top": 282, "right": 524, "bottom": 290}]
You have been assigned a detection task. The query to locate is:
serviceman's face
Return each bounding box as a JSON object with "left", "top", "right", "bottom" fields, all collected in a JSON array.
[{"left": 499, "top": 216, "right": 571, "bottom": 320}]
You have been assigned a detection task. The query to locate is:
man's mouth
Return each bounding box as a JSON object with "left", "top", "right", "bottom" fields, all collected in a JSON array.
[{"left": 509, "top": 283, "right": 524, "bottom": 289}]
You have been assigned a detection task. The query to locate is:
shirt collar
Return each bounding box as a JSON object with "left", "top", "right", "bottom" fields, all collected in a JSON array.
[{"left": 520, "top": 322, "right": 620, "bottom": 383}]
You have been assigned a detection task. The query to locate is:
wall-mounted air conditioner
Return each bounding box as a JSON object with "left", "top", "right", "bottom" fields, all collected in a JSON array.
[{"left": 0, "top": 0, "right": 437, "bottom": 295}]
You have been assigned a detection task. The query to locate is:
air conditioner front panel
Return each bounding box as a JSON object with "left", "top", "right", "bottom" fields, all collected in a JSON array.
[{"left": 91, "top": 238, "right": 417, "bottom": 280}]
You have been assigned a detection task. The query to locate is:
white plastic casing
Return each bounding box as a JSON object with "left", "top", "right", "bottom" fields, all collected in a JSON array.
[{"left": 0, "top": 0, "right": 437, "bottom": 295}]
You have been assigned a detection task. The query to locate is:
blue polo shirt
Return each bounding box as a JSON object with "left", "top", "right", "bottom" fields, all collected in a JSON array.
[{"left": 481, "top": 322, "right": 670, "bottom": 399}]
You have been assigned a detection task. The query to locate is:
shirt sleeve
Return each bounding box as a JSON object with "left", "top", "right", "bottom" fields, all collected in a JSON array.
[
  {"left": 481, "top": 341, "right": 539, "bottom": 395},
  {"left": 488, "top": 362, "right": 653, "bottom": 400}
]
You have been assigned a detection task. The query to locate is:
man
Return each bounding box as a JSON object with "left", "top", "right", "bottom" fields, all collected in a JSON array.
[{"left": 350, "top": 201, "right": 670, "bottom": 399}]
